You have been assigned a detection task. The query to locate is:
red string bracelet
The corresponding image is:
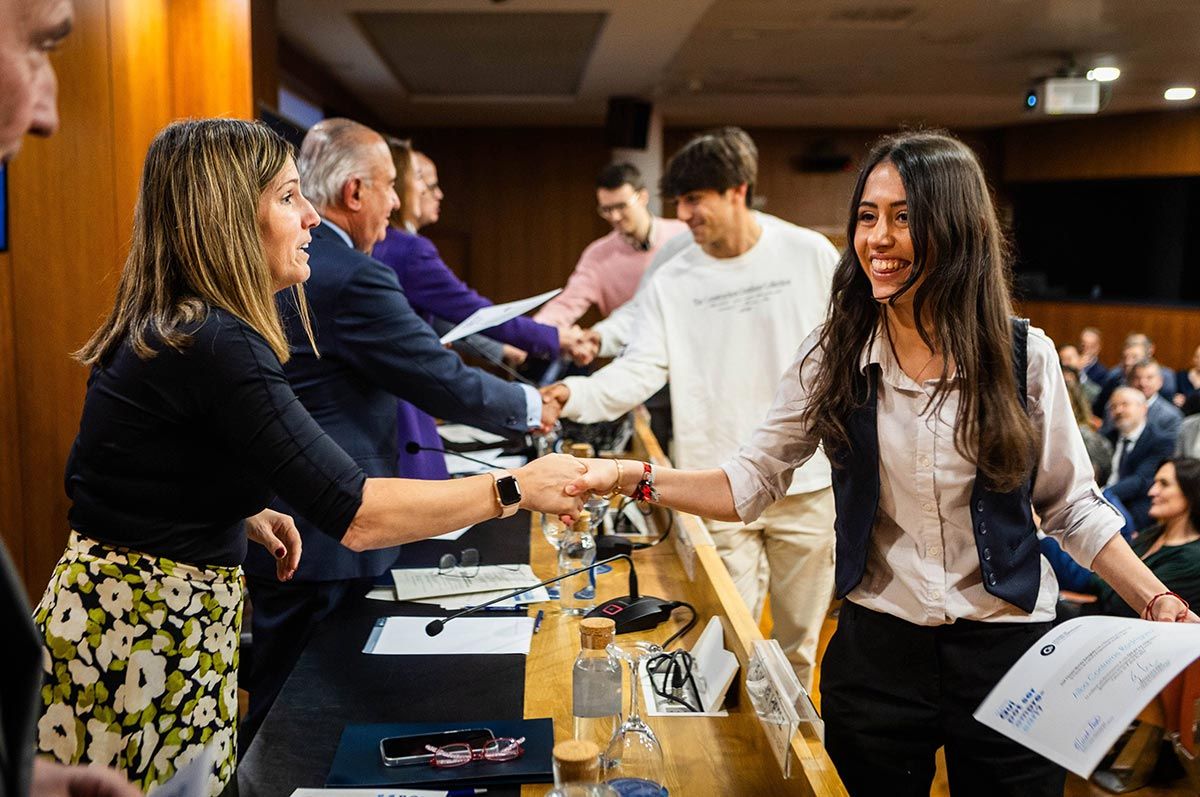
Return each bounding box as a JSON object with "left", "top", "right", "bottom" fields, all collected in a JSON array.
[{"left": 1142, "top": 590, "right": 1190, "bottom": 621}]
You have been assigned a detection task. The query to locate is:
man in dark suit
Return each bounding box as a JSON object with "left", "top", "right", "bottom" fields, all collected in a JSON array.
[
  {"left": 1105, "top": 387, "right": 1176, "bottom": 531},
  {"left": 1130, "top": 359, "right": 1184, "bottom": 439},
  {"left": 1, "top": 2, "right": 138, "bottom": 795},
  {"left": 240, "top": 118, "right": 553, "bottom": 747}
]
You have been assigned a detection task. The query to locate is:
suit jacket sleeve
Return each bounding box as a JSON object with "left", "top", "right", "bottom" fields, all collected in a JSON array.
[
  {"left": 334, "top": 262, "right": 530, "bottom": 437},
  {"left": 403, "top": 237, "right": 559, "bottom": 359}
]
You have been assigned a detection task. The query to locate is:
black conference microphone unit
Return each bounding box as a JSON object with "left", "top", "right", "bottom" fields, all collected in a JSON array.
[{"left": 424, "top": 553, "right": 679, "bottom": 638}]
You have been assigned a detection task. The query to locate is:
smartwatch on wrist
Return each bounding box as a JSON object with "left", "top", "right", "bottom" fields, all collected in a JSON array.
[{"left": 491, "top": 470, "right": 522, "bottom": 518}]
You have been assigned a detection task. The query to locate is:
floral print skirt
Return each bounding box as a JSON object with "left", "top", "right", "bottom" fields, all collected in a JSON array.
[{"left": 33, "top": 531, "right": 243, "bottom": 796}]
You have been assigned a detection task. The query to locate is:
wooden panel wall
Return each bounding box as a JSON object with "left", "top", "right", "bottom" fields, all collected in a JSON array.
[
  {"left": 1017, "top": 300, "right": 1200, "bottom": 374},
  {"left": 1004, "top": 109, "right": 1200, "bottom": 182},
  {"left": 409, "top": 127, "right": 612, "bottom": 303},
  {"left": 0, "top": 0, "right": 253, "bottom": 599}
]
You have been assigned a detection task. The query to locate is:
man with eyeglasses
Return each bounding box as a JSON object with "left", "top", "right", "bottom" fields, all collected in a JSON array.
[{"left": 533, "top": 163, "right": 688, "bottom": 336}]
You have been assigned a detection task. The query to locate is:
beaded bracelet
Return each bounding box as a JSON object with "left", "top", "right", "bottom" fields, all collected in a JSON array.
[
  {"left": 1142, "top": 590, "right": 1190, "bottom": 621},
  {"left": 633, "top": 462, "right": 659, "bottom": 503}
]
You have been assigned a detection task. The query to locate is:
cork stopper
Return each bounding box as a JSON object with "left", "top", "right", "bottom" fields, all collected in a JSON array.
[
  {"left": 579, "top": 617, "right": 615, "bottom": 650},
  {"left": 571, "top": 510, "right": 592, "bottom": 533},
  {"left": 553, "top": 739, "right": 602, "bottom": 783},
  {"left": 569, "top": 442, "right": 595, "bottom": 459}
]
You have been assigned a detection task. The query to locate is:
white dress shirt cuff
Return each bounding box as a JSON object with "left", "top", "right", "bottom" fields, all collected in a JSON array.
[{"left": 519, "top": 384, "right": 541, "bottom": 429}]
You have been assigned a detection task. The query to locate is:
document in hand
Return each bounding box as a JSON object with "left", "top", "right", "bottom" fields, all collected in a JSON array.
[
  {"left": 974, "top": 615, "right": 1200, "bottom": 777},
  {"left": 438, "top": 288, "right": 561, "bottom": 345}
]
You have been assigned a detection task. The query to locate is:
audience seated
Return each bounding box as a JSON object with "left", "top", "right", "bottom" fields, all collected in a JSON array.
[
  {"left": 1105, "top": 386, "right": 1177, "bottom": 530},
  {"left": 1059, "top": 458, "right": 1200, "bottom": 618},
  {"left": 1060, "top": 344, "right": 1102, "bottom": 403},
  {"left": 1093, "top": 333, "right": 1176, "bottom": 416},
  {"left": 1079, "top": 326, "right": 1109, "bottom": 385},
  {"left": 1063, "top": 367, "right": 1112, "bottom": 483},
  {"left": 1174, "top": 344, "right": 1200, "bottom": 410}
]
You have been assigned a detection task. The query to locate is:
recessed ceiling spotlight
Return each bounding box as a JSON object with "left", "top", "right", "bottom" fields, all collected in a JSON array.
[
  {"left": 1164, "top": 86, "right": 1197, "bottom": 101},
  {"left": 1086, "top": 67, "right": 1120, "bottom": 82}
]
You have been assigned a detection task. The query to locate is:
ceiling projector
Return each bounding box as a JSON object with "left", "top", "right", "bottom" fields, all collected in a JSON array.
[{"left": 1025, "top": 77, "right": 1102, "bottom": 115}]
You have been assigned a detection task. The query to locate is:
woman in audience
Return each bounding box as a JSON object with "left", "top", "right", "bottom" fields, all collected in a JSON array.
[
  {"left": 33, "top": 119, "right": 584, "bottom": 796},
  {"left": 1063, "top": 364, "right": 1113, "bottom": 484},
  {"left": 569, "top": 130, "right": 1196, "bottom": 797},
  {"left": 1080, "top": 458, "right": 1200, "bottom": 616},
  {"left": 1175, "top": 343, "right": 1200, "bottom": 411}
]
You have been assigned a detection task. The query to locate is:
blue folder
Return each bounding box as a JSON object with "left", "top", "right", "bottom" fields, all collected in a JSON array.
[{"left": 326, "top": 718, "right": 554, "bottom": 788}]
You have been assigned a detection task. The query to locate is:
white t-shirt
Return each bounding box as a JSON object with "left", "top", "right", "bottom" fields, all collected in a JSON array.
[{"left": 562, "top": 213, "right": 838, "bottom": 495}]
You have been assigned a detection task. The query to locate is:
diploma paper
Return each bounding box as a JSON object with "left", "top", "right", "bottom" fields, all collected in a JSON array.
[
  {"left": 974, "top": 615, "right": 1200, "bottom": 777},
  {"left": 438, "top": 288, "right": 561, "bottom": 345}
]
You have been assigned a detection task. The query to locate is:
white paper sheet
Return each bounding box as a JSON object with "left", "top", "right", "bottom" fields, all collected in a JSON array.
[
  {"left": 430, "top": 524, "right": 472, "bottom": 541},
  {"left": 407, "top": 586, "right": 551, "bottom": 609},
  {"left": 289, "top": 789, "right": 458, "bottom": 796},
  {"left": 437, "top": 423, "right": 506, "bottom": 446},
  {"left": 391, "top": 564, "right": 540, "bottom": 601},
  {"left": 438, "top": 289, "right": 561, "bottom": 345},
  {"left": 974, "top": 615, "right": 1200, "bottom": 777},
  {"left": 364, "top": 615, "right": 534, "bottom": 656},
  {"left": 444, "top": 449, "right": 526, "bottom": 476}
]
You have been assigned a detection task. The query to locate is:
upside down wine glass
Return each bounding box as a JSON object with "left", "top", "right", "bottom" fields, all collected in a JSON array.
[{"left": 603, "top": 644, "right": 667, "bottom": 796}]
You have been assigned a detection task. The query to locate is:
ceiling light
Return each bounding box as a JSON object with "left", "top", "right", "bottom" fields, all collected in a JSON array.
[
  {"left": 1164, "top": 87, "right": 1197, "bottom": 101},
  {"left": 1086, "top": 67, "right": 1120, "bottom": 82}
]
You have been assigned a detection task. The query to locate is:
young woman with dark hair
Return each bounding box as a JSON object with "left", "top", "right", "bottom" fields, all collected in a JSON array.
[{"left": 569, "top": 130, "right": 1196, "bottom": 796}]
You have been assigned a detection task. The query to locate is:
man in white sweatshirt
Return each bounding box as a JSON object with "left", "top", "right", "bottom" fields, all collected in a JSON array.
[{"left": 541, "top": 128, "right": 837, "bottom": 688}]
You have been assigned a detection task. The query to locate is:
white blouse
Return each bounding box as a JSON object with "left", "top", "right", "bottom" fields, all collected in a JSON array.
[{"left": 721, "top": 323, "right": 1124, "bottom": 625}]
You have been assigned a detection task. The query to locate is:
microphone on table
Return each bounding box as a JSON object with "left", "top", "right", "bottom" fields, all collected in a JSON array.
[
  {"left": 404, "top": 440, "right": 513, "bottom": 471},
  {"left": 424, "top": 553, "right": 679, "bottom": 638}
]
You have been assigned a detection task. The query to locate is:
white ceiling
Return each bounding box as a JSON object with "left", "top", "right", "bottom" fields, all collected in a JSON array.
[{"left": 277, "top": 0, "right": 1200, "bottom": 128}]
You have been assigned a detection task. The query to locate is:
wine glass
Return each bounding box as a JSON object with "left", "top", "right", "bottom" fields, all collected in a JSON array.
[{"left": 602, "top": 643, "right": 667, "bottom": 796}]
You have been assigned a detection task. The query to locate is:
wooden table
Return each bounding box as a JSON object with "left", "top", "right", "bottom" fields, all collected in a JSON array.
[{"left": 521, "top": 410, "right": 847, "bottom": 797}]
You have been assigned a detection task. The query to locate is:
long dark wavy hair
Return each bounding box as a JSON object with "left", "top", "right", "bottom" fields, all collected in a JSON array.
[{"left": 802, "top": 131, "right": 1037, "bottom": 491}]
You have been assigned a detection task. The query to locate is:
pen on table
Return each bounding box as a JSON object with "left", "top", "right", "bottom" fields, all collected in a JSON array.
[
  {"left": 446, "top": 789, "right": 488, "bottom": 796},
  {"left": 477, "top": 605, "right": 523, "bottom": 612},
  {"left": 533, "top": 609, "right": 545, "bottom": 634}
]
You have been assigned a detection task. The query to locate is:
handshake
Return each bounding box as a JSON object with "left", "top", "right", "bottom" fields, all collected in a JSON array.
[
  {"left": 514, "top": 453, "right": 631, "bottom": 519},
  {"left": 537, "top": 382, "right": 570, "bottom": 434},
  {"left": 558, "top": 325, "right": 603, "bottom": 366}
]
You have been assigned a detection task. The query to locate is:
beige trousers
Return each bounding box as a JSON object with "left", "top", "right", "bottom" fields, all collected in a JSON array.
[{"left": 706, "top": 487, "right": 835, "bottom": 691}]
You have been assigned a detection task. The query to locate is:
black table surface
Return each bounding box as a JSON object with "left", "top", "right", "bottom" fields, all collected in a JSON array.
[{"left": 238, "top": 513, "right": 537, "bottom": 797}]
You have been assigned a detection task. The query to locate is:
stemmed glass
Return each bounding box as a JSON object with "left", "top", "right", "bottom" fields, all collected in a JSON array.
[{"left": 602, "top": 643, "right": 667, "bottom": 796}]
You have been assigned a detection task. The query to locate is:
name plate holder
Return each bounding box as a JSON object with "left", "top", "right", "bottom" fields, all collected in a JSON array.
[{"left": 746, "top": 639, "right": 824, "bottom": 778}]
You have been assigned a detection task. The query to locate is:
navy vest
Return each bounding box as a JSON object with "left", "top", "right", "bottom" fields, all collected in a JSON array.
[{"left": 830, "top": 318, "right": 1042, "bottom": 613}]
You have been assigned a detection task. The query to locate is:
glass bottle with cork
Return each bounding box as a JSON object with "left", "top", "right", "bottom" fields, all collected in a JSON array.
[
  {"left": 548, "top": 740, "right": 619, "bottom": 797},
  {"left": 572, "top": 617, "right": 623, "bottom": 752}
]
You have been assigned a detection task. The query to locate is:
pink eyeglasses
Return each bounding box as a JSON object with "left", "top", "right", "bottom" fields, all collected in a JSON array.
[{"left": 424, "top": 736, "right": 526, "bottom": 768}]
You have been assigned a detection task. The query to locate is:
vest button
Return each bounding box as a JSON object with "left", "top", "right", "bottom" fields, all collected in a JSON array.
[
  {"left": 988, "top": 573, "right": 998, "bottom": 586},
  {"left": 978, "top": 521, "right": 988, "bottom": 535},
  {"left": 983, "top": 547, "right": 991, "bottom": 561},
  {"left": 976, "top": 500, "right": 985, "bottom": 512}
]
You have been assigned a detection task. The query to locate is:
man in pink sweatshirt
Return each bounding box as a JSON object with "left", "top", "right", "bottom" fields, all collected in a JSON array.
[{"left": 534, "top": 163, "right": 688, "bottom": 331}]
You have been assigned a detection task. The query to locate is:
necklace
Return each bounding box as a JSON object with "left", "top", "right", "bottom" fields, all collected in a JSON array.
[{"left": 882, "top": 314, "right": 940, "bottom": 383}]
